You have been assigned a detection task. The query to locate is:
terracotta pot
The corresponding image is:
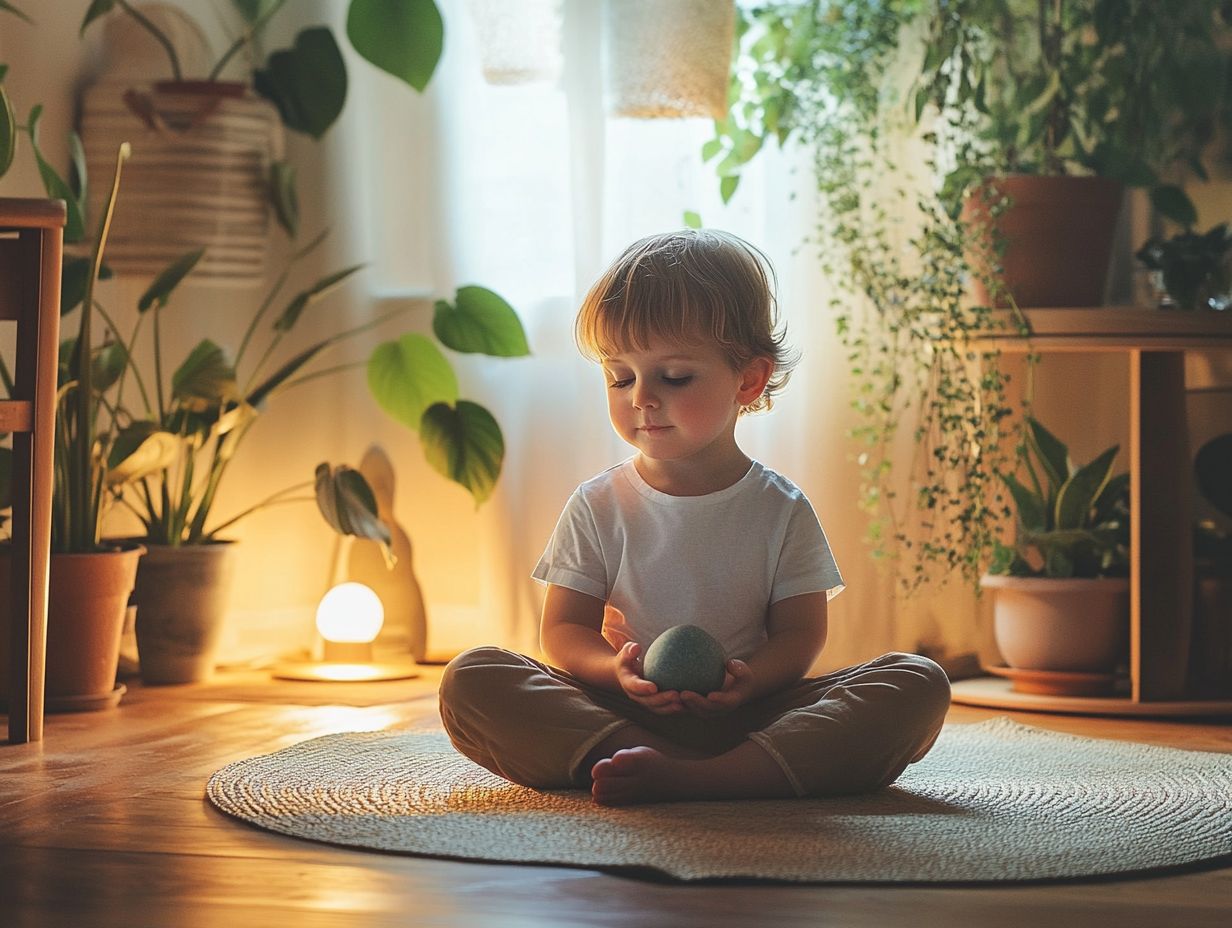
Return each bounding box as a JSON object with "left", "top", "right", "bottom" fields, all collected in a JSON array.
[
  {"left": 130, "top": 542, "right": 237, "bottom": 685},
  {"left": 981, "top": 574, "right": 1129, "bottom": 673},
  {"left": 0, "top": 544, "right": 145, "bottom": 711},
  {"left": 963, "top": 175, "right": 1124, "bottom": 308}
]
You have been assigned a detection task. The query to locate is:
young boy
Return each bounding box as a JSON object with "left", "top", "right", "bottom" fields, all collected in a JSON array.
[{"left": 439, "top": 229, "right": 950, "bottom": 806}]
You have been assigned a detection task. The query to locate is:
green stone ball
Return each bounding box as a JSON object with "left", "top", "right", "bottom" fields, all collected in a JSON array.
[{"left": 642, "top": 624, "right": 728, "bottom": 695}]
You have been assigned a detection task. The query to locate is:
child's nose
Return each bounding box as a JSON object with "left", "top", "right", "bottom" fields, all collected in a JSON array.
[{"left": 631, "top": 382, "right": 659, "bottom": 409}]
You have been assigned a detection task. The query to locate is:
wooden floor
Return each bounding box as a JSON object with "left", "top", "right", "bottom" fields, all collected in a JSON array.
[{"left": 3, "top": 668, "right": 1231, "bottom": 928}]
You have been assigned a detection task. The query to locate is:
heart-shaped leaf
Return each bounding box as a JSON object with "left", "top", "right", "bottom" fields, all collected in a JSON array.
[
  {"left": 171, "top": 339, "right": 237, "bottom": 411},
  {"left": 420, "top": 400, "right": 504, "bottom": 505},
  {"left": 314, "top": 462, "right": 392, "bottom": 558},
  {"left": 367, "top": 334, "right": 457, "bottom": 431},
  {"left": 347, "top": 0, "right": 443, "bottom": 92},
  {"left": 106, "top": 421, "right": 181, "bottom": 485},
  {"left": 254, "top": 27, "right": 347, "bottom": 139},
  {"left": 432, "top": 286, "right": 529, "bottom": 357}
]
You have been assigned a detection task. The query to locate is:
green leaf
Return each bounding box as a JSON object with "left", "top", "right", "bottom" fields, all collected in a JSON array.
[
  {"left": 720, "top": 175, "right": 739, "bottom": 203},
  {"left": 92, "top": 341, "right": 127, "bottom": 392},
  {"left": 683, "top": 210, "right": 702, "bottom": 229},
  {"left": 60, "top": 256, "right": 112, "bottom": 316},
  {"left": 368, "top": 334, "right": 458, "bottom": 431},
  {"left": 1, "top": 2, "right": 33, "bottom": 24},
  {"left": 273, "top": 263, "right": 365, "bottom": 331},
  {"left": 254, "top": 27, "right": 347, "bottom": 139},
  {"left": 314, "top": 462, "right": 391, "bottom": 551},
  {"left": 1054, "top": 445, "right": 1119, "bottom": 530},
  {"left": 138, "top": 248, "right": 205, "bottom": 312},
  {"left": 1151, "top": 185, "right": 1198, "bottom": 229},
  {"left": 245, "top": 341, "right": 332, "bottom": 408},
  {"left": 68, "top": 130, "right": 87, "bottom": 218},
  {"left": 105, "top": 422, "right": 181, "bottom": 485},
  {"left": 347, "top": 0, "right": 443, "bottom": 92},
  {"left": 0, "top": 82, "right": 15, "bottom": 179},
  {"left": 420, "top": 400, "right": 504, "bottom": 505},
  {"left": 171, "top": 339, "right": 237, "bottom": 412},
  {"left": 1026, "top": 417, "right": 1069, "bottom": 495},
  {"left": 269, "top": 159, "right": 299, "bottom": 238},
  {"left": 80, "top": 0, "right": 116, "bottom": 35},
  {"left": 700, "top": 138, "right": 722, "bottom": 162},
  {"left": 1001, "top": 471, "right": 1046, "bottom": 532},
  {"left": 26, "top": 105, "right": 85, "bottom": 242},
  {"left": 432, "top": 286, "right": 529, "bottom": 357}
]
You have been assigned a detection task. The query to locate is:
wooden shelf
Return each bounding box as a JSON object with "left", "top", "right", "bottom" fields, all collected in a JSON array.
[
  {"left": 952, "top": 677, "right": 1232, "bottom": 718},
  {"left": 979, "top": 305, "right": 1232, "bottom": 351},
  {"left": 974, "top": 306, "right": 1232, "bottom": 716}
]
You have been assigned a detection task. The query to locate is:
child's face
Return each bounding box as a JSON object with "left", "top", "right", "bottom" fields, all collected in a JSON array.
[{"left": 600, "top": 337, "right": 766, "bottom": 466}]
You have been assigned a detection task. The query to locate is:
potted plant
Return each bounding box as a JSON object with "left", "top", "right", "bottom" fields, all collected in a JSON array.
[
  {"left": 702, "top": 0, "right": 1229, "bottom": 591},
  {"left": 981, "top": 417, "right": 1130, "bottom": 685},
  {"left": 76, "top": 0, "right": 445, "bottom": 283},
  {"left": 1136, "top": 223, "right": 1232, "bottom": 312},
  {"left": 1191, "top": 433, "right": 1232, "bottom": 697}
]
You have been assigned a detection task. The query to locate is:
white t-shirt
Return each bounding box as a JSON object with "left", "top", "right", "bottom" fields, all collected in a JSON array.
[{"left": 532, "top": 458, "right": 844, "bottom": 660}]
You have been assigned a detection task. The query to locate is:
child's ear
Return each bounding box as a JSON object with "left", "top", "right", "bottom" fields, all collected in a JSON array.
[{"left": 736, "top": 357, "right": 774, "bottom": 405}]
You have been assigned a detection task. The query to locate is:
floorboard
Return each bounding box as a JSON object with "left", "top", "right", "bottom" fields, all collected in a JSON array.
[{"left": 3, "top": 668, "right": 1230, "bottom": 927}]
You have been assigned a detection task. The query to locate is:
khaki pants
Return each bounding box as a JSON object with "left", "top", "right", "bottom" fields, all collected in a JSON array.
[{"left": 438, "top": 647, "right": 951, "bottom": 797}]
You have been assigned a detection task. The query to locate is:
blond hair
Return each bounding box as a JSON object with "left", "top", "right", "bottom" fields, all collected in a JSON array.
[{"left": 574, "top": 229, "right": 796, "bottom": 413}]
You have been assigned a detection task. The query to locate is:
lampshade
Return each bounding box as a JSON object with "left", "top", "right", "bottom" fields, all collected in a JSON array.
[{"left": 604, "top": 0, "right": 735, "bottom": 119}]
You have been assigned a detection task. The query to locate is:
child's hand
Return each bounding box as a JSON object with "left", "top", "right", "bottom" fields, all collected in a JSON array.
[
  {"left": 614, "top": 642, "right": 684, "bottom": 715},
  {"left": 679, "top": 659, "right": 755, "bottom": 717}
]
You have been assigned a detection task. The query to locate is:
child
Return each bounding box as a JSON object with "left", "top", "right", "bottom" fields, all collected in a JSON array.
[{"left": 439, "top": 229, "right": 950, "bottom": 806}]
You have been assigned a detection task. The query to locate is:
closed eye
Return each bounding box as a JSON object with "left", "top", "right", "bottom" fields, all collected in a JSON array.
[
  {"left": 663, "top": 375, "right": 693, "bottom": 386},
  {"left": 608, "top": 378, "right": 633, "bottom": 389}
]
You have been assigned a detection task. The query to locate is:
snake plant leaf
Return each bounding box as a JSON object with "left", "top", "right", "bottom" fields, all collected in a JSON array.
[
  {"left": 138, "top": 248, "right": 205, "bottom": 312},
  {"left": 347, "top": 0, "right": 443, "bottom": 92},
  {"left": 1000, "top": 471, "right": 1046, "bottom": 533},
  {"left": 26, "top": 105, "right": 85, "bottom": 243},
  {"left": 273, "top": 263, "right": 365, "bottom": 332},
  {"left": 80, "top": 0, "right": 116, "bottom": 35},
  {"left": 432, "top": 286, "right": 530, "bottom": 357},
  {"left": 269, "top": 159, "right": 299, "bottom": 238},
  {"left": 314, "top": 462, "right": 392, "bottom": 554},
  {"left": 171, "top": 339, "right": 238, "bottom": 412},
  {"left": 367, "top": 334, "right": 458, "bottom": 431},
  {"left": 60, "top": 256, "right": 113, "bottom": 316},
  {"left": 0, "top": 446, "right": 11, "bottom": 510},
  {"left": 1054, "top": 445, "right": 1119, "bottom": 531},
  {"left": 1026, "top": 416, "right": 1069, "bottom": 495},
  {"left": 106, "top": 421, "right": 181, "bottom": 485},
  {"left": 0, "top": 81, "right": 14, "bottom": 179},
  {"left": 254, "top": 27, "right": 347, "bottom": 139},
  {"left": 420, "top": 400, "right": 503, "bottom": 505}
]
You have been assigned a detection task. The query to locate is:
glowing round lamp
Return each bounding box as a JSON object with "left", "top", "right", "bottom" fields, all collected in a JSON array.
[{"left": 273, "top": 582, "right": 419, "bottom": 682}]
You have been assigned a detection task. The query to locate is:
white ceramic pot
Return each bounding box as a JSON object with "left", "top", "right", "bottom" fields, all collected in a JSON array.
[{"left": 981, "top": 574, "right": 1130, "bottom": 673}]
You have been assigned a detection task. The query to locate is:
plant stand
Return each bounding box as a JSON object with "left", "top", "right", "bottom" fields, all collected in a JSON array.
[{"left": 953, "top": 307, "right": 1232, "bottom": 717}]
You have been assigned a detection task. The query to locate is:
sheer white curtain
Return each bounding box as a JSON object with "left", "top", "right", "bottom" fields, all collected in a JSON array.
[{"left": 338, "top": 0, "right": 969, "bottom": 668}]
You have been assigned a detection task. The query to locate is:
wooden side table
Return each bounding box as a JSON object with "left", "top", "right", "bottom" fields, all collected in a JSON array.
[
  {"left": 0, "top": 198, "right": 65, "bottom": 743},
  {"left": 952, "top": 307, "right": 1232, "bottom": 717}
]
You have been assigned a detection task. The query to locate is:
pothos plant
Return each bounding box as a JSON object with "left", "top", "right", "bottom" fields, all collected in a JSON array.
[
  {"left": 701, "top": 0, "right": 1231, "bottom": 591},
  {"left": 701, "top": 0, "right": 1021, "bottom": 591}
]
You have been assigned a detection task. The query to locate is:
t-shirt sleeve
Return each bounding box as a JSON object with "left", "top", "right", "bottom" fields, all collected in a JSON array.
[
  {"left": 531, "top": 491, "right": 609, "bottom": 600},
  {"left": 771, "top": 496, "right": 845, "bottom": 603}
]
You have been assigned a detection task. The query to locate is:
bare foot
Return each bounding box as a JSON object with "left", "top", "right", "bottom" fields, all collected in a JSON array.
[
  {"left": 589, "top": 741, "right": 796, "bottom": 806},
  {"left": 590, "top": 746, "right": 686, "bottom": 805}
]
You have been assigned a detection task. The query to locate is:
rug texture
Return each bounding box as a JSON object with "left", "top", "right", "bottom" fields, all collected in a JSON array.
[{"left": 205, "top": 718, "right": 1232, "bottom": 883}]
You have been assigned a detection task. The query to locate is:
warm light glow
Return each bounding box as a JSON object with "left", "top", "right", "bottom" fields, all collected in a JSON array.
[{"left": 316, "top": 582, "right": 384, "bottom": 644}]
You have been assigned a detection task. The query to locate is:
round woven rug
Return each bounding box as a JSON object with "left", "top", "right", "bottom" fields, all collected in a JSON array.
[{"left": 205, "top": 718, "right": 1232, "bottom": 883}]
